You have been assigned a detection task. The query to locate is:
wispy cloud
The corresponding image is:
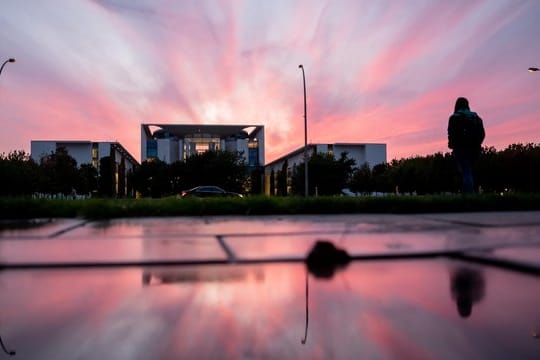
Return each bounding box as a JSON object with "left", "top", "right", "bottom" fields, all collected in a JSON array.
[{"left": 1, "top": 0, "right": 539, "bottom": 161}]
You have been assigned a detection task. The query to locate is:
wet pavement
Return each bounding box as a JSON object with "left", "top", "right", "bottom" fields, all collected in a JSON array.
[{"left": 1, "top": 212, "right": 540, "bottom": 359}]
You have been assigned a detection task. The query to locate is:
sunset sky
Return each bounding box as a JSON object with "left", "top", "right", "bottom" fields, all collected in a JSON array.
[{"left": 1, "top": 0, "right": 539, "bottom": 163}]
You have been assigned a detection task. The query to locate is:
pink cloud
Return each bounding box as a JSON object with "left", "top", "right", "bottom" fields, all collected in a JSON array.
[{"left": 1, "top": 0, "right": 539, "bottom": 164}]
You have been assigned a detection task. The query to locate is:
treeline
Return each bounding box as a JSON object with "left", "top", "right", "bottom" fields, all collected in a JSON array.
[
  {"left": 0, "top": 148, "right": 112, "bottom": 197},
  {"left": 1, "top": 143, "right": 539, "bottom": 198},
  {"left": 130, "top": 150, "right": 255, "bottom": 198},
  {"left": 0, "top": 148, "right": 255, "bottom": 198},
  {"left": 348, "top": 143, "right": 540, "bottom": 195},
  {"left": 274, "top": 143, "right": 540, "bottom": 196}
]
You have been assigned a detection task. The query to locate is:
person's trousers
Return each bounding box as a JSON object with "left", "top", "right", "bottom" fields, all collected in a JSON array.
[{"left": 454, "top": 152, "right": 475, "bottom": 193}]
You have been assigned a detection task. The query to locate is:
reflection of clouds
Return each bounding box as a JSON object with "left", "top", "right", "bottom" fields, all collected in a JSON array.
[
  {"left": 3, "top": 257, "right": 540, "bottom": 358},
  {"left": 450, "top": 267, "right": 485, "bottom": 318}
]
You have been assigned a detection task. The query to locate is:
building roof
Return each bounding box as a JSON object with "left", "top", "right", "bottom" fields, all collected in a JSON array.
[
  {"left": 111, "top": 142, "right": 139, "bottom": 167},
  {"left": 142, "top": 124, "right": 264, "bottom": 138},
  {"left": 30, "top": 140, "right": 139, "bottom": 167},
  {"left": 265, "top": 143, "right": 386, "bottom": 167}
]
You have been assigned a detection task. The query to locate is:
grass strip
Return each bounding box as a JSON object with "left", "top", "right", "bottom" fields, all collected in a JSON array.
[{"left": 1, "top": 193, "right": 540, "bottom": 220}]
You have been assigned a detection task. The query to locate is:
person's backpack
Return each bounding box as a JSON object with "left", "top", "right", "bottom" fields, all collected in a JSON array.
[{"left": 461, "top": 112, "right": 485, "bottom": 148}]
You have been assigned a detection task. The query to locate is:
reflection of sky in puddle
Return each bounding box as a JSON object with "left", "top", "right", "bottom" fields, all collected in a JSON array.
[
  {"left": 60, "top": 216, "right": 455, "bottom": 239},
  {"left": 1, "top": 259, "right": 539, "bottom": 359},
  {"left": 227, "top": 232, "right": 452, "bottom": 259},
  {"left": 0, "top": 235, "right": 226, "bottom": 263},
  {"left": 487, "top": 246, "right": 540, "bottom": 264}
]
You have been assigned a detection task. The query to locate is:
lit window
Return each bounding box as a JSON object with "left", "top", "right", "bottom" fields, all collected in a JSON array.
[
  {"left": 92, "top": 144, "right": 99, "bottom": 168},
  {"left": 195, "top": 143, "right": 209, "bottom": 154}
]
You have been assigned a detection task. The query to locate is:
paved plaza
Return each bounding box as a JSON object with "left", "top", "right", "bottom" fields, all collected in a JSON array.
[{"left": 1, "top": 212, "right": 539, "bottom": 359}]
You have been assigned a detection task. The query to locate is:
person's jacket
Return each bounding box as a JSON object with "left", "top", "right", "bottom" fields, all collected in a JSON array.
[{"left": 448, "top": 109, "right": 485, "bottom": 152}]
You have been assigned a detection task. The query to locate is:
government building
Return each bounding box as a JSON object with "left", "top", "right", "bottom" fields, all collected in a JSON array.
[
  {"left": 264, "top": 143, "right": 387, "bottom": 195},
  {"left": 30, "top": 140, "right": 139, "bottom": 197},
  {"left": 141, "top": 124, "right": 265, "bottom": 169}
]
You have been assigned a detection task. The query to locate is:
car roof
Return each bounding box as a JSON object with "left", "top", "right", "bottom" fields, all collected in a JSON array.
[{"left": 194, "top": 186, "right": 224, "bottom": 191}]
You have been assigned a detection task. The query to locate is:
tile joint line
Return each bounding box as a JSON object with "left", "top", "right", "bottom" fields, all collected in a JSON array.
[{"left": 216, "top": 235, "right": 236, "bottom": 263}]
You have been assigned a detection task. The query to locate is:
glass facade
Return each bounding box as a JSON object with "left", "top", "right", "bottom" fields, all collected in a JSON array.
[
  {"left": 146, "top": 140, "right": 157, "bottom": 159},
  {"left": 248, "top": 140, "right": 259, "bottom": 166},
  {"left": 92, "top": 143, "right": 99, "bottom": 169},
  {"left": 142, "top": 125, "right": 263, "bottom": 166},
  {"left": 183, "top": 136, "right": 221, "bottom": 159},
  {"left": 248, "top": 147, "right": 259, "bottom": 166},
  {"left": 327, "top": 144, "right": 334, "bottom": 156}
]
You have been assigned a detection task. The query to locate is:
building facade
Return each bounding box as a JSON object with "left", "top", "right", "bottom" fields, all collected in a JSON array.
[
  {"left": 30, "top": 140, "right": 139, "bottom": 196},
  {"left": 264, "top": 143, "right": 387, "bottom": 195},
  {"left": 141, "top": 124, "right": 265, "bottom": 169}
]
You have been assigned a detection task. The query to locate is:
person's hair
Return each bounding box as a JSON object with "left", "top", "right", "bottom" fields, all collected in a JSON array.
[{"left": 454, "top": 97, "right": 470, "bottom": 112}]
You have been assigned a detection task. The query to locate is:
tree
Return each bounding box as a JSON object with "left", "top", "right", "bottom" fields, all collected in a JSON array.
[
  {"left": 247, "top": 166, "right": 264, "bottom": 195},
  {"left": 371, "top": 162, "right": 391, "bottom": 193},
  {"left": 183, "top": 151, "right": 247, "bottom": 193},
  {"left": 0, "top": 150, "right": 41, "bottom": 196},
  {"left": 276, "top": 160, "right": 288, "bottom": 196},
  {"left": 98, "top": 156, "right": 114, "bottom": 197},
  {"left": 496, "top": 143, "right": 540, "bottom": 192},
  {"left": 130, "top": 159, "right": 169, "bottom": 198},
  {"left": 39, "top": 147, "right": 80, "bottom": 195},
  {"left": 270, "top": 169, "right": 275, "bottom": 196},
  {"left": 168, "top": 160, "right": 186, "bottom": 195},
  {"left": 77, "top": 164, "right": 98, "bottom": 195},
  {"left": 291, "top": 152, "right": 356, "bottom": 195},
  {"left": 129, "top": 150, "right": 248, "bottom": 198},
  {"left": 350, "top": 162, "right": 372, "bottom": 194}
]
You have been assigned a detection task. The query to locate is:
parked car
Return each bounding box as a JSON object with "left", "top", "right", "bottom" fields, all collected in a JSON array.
[
  {"left": 181, "top": 186, "right": 243, "bottom": 198},
  {"left": 340, "top": 188, "right": 359, "bottom": 197}
]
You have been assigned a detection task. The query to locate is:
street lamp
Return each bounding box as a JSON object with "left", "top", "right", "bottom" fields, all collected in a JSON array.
[
  {"left": 528, "top": 67, "right": 539, "bottom": 72},
  {"left": 299, "top": 64, "right": 309, "bottom": 197},
  {"left": 0, "top": 58, "right": 15, "bottom": 77}
]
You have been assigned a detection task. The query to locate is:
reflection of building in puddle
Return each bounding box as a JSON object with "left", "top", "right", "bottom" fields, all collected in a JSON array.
[
  {"left": 450, "top": 267, "right": 486, "bottom": 318},
  {"left": 142, "top": 265, "right": 265, "bottom": 286}
]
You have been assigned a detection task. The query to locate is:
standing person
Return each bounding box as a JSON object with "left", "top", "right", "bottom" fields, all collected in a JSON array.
[{"left": 448, "top": 97, "right": 485, "bottom": 193}]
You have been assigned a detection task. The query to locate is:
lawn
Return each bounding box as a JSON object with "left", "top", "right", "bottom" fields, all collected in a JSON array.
[{"left": 1, "top": 193, "right": 540, "bottom": 220}]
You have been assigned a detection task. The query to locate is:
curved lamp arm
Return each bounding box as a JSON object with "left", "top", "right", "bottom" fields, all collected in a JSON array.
[{"left": 0, "top": 58, "right": 16, "bottom": 76}]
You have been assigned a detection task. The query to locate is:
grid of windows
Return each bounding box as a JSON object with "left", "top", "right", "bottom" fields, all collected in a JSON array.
[{"left": 183, "top": 136, "right": 221, "bottom": 159}]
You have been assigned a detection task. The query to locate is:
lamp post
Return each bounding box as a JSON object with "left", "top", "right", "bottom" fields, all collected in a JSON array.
[
  {"left": 299, "top": 64, "right": 309, "bottom": 196},
  {"left": 0, "top": 58, "right": 15, "bottom": 77},
  {"left": 528, "top": 67, "right": 539, "bottom": 72}
]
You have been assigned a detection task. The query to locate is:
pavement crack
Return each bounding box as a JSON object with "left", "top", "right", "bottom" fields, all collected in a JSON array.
[
  {"left": 216, "top": 235, "right": 237, "bottom": 263},
  {"left": 47, "top": 220, "right": 89, "bottom": 238}
]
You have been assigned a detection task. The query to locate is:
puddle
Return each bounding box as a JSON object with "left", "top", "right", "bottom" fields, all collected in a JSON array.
[{"left": 0, "top": 259, "right": 539, "bottom": 359}]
